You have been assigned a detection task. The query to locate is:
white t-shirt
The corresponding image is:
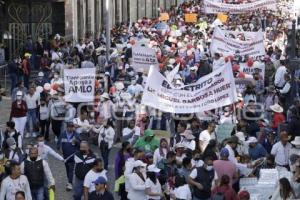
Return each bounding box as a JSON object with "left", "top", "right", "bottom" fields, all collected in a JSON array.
[
  {"left": 25, "top": 92, "right": 40, "bottom": 109},
  {"left": 145, "top": 178, "right": 162, "bottom": 200},
  {"left": 122, "top": 126, "right": 141, "bottom": 143},
  {"left": 83, "top": 169, "right": 107, "bottom": 193},
  {"left": 0, "top": 175, "right": 32, "bottom": 200},
  {"left": 199, "top": 130, "right": 215, "bottom": 152},
  {"left": 173, "top": 184, "right": 192, "bottom": 200}
]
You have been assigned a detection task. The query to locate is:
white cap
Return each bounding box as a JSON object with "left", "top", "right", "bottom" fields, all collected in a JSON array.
[
  {"left": 38, "top": 72, "right": 44, "bottom": 77},
  {"left": 16, "top": 91, "right": 23, "bottom": 96},
  {"left": 147, "top": 164, "right": 161, "bottom": 173},
  {"left": 105, "top": 72, "right": 110, "bottom": 76},
  {"left": 246, "top": 137, "right": 258, "bottom": 144},
  {"left": 133, "top": 160, "right": 147, "bottom": 168}
]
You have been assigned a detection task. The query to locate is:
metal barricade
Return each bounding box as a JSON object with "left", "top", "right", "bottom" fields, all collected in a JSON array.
[{"left": 0, "top": 64, "right": 7, "bottom": 91}]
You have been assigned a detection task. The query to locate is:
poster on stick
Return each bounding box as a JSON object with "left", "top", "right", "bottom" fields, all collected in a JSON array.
[
  {"left": 64, "top": 68, "right": 96, "bottom": 102},
  {"left": 142, "top": 63, "right": 238, "bottom": 113},
  {"left": 132, "top": 46, "right": 159, "bottom": 71}
]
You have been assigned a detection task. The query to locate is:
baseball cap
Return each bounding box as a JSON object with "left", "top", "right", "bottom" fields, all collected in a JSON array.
[
  {"left": 93, "top": 176, "right": 107, "bottom": 185},
  {"left": 220, "top": 148, "right": 229, "bottom": 158}
]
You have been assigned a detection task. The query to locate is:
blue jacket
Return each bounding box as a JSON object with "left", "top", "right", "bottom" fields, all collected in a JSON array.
[{"left": 58, "top": 131, "right": 79, "bottom": 161}]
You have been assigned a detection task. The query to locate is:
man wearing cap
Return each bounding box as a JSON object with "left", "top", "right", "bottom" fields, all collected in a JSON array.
[
  {"left": 88, "top": 176, "right": 114, "bottom": 200},
  {"left": 213, "top": 148, "right": 237, "bottom": 186},
  {"left": 185, "top": 66, "right": 198, "bottom": 84},
  {"left": 35, "top": 71, "right": 47, "bottom": 87},
  {"left": 270, "top": 103, "right": 285, "bottom": 130},
  {"left": 57, "top": 122, "right": 80, "bottom": 191},
  {"left": 83, "top": 159, "right": 107, "bottom": 200},
  {"left": 134, "top": 129, "right": 159, "bottom": 153},
  {"left": 271, "top": 131, "right": 292, "bottom": 170},
  {"left": 246, "top": 137, "right": 267, "bottom": 160}
]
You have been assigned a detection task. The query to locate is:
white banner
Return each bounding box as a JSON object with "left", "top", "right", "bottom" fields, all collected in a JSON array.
[
  {"left": 204, "top": 0, "right": 277, "bottom": 14},
  {"left": 142, "top": 63, "right": 238, "bottom": 113},
  {"left": 240, "top": 62, "right": 265, "bottom": 81},
  {"left": 210, "top": 28, "right": 265, "bottom": 57},
  {"left": 64, "top": 68, "right": 96, "bottom": 102},
  {"left": 132, "top": 46, "right": 159, "bottom": 71}
]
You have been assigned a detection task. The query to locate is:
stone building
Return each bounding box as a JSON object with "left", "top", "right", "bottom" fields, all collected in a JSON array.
[{"left": 0, "top": 0, "right": 183, "bottom": 59}]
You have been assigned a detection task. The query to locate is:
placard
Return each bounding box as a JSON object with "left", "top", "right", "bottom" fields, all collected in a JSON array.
[
  {"left": 64, "top": 68, "right": 96, "bottom": 102},
  {"left": 185, "top": 13, "right": 198, "bottom": 23},
  {"left": 159, "top": 13, "right": 170, "bottom": 21},
  {"left": 132, "top": 46, "right": 159, "bottom": 71}
]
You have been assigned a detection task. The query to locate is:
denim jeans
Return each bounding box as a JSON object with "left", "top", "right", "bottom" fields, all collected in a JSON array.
[
  {"left": 26, "top": 108, "right": 37, "bottom": 134},
  {"left": 193, "top": 196, "right": 210, "bottom": 200},
  {"left": 101, "top": 147, "right": 111, "bottom": 170},
  {"left": 31, "top": 186, "right": 44, "bottom": 200},
  {"left": 73, "top": 176, "right": 84, "bottom": 200},
  {"left": 10, "top": 74, "right": 18, "bottom": 94},
  {"left": 65, "top": 161, "right": 75, "bottom": 184}
]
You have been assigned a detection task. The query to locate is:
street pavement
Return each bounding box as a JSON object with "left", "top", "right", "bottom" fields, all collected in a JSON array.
[{"left": 0, "top": 98, "right": 120, "bottom": 200}]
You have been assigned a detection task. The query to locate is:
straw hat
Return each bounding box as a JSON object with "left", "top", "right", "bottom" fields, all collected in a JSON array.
[{"left": 270, "top": 103, "right": 283, "bottom": 113}]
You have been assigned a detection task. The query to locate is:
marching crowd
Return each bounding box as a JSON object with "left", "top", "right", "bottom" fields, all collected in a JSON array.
[{"left": 1, "top": 0, "right": 300, "bottom": 200}]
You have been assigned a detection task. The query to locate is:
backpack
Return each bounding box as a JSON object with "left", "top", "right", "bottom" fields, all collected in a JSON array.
[{"left": 211, "top": 192, "right": 225, "bottom": 200}]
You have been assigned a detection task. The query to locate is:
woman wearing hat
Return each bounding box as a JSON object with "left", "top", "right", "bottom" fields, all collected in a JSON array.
[{"left": 270, "top": 103, "right": 285, "bottom": 131}]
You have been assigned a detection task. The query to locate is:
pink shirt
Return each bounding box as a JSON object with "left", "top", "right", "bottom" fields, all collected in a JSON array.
[{"left": 213, "top": 160, "right": 237, "bottom": 186}]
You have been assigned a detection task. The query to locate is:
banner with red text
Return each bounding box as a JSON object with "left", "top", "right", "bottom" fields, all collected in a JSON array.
[
  {"left": 210, "top": 27, "right": 265, "bottom": 57},
  {"left": 142, "top": 63, "right": 237, "bottom": 113}
]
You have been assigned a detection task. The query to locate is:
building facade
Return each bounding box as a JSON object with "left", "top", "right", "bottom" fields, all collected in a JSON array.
[
  {"left": 0, "top": 0, "right": 183, "bottom": 59},
  {"left": 65, "top": 0, "right": 183, "bottom": 41}
]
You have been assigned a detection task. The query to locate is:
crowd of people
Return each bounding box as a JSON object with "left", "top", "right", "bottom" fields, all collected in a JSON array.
[{"left": 1, "top": 0, "right": 300, "bottom": 199}]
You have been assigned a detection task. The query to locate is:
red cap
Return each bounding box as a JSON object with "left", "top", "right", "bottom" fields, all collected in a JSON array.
[{"left": 238, "top": 190, "right": 250, "bottom": 199}]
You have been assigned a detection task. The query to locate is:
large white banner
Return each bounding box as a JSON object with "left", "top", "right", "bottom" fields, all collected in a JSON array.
[
  {"left": 64, "top": 68, "right": 96, "bottom": 102},
  {"left": 210, "top": 28, "right": 265, "bottom": 57},
  {"left": 204, "top": 0, "right": 276, "bottom": 14},
  {"left": 142, "top": 63, "right": 238, "bottom": 113},
  {"left": 132, "top": 46, "right": 159, "bottom": 71}
]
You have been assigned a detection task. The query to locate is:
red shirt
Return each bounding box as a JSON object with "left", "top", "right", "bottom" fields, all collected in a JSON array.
[
  {"left": 212, "top": 185, "right": 239, "bottom": 200},
  {"left": 272, "top": 113, "right": 285, "bottom": 129},
  {"left": 10, "top": 101, "right": 28, "bottom": 118}
]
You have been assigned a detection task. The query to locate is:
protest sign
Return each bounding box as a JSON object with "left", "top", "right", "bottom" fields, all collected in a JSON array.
[
  {"left": 216, "top": 122, "right": 235, "bottom": 143},
  {"left": 239, "top": 62, "right": 265, "bottom": 81},
  {"left": 142, "top": 63, "right": 238, "bottom": 113},
  {"left": 185, "top": 13, "right": 198, "bottom": 23},
  {"left": 217, "top": 13, "right": 228, "bottom": 23},
  {"left": 132, "top": 46, "right": 159, "bottom": 71},
  {"left": 235, "top": 78, "right": 255, "bottom": 94},
  {"left": 159, "top": 13, "right": 170, "bottom": 21},
  {"left": 64, "top": 68, "right": 96, "bottom": 102},
  {"left": 210, "top": 27, "right": 265, "bottom": 57},
  {"left": 204, "top": 0, "right": 276, "bottom": 14}
]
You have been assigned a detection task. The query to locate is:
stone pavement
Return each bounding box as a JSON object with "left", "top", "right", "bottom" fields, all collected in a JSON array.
[{"left": 0, "top": 98, "right": 120, "bottom": 200}]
